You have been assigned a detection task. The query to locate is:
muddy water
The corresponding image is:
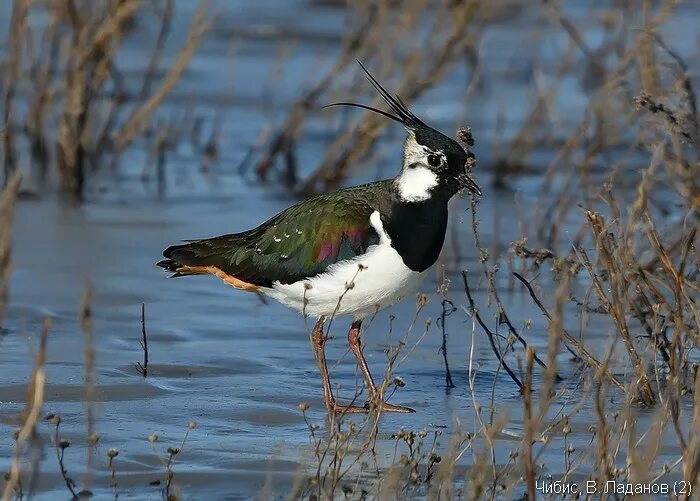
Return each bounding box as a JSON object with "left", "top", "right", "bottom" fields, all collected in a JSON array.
[{"left": 0, "top": 1, "right": 696, "bottom": 499}]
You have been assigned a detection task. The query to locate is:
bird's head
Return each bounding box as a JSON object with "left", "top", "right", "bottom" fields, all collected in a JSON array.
[{"left": 324, "top": 61, "right": 481, "bottom": 203}]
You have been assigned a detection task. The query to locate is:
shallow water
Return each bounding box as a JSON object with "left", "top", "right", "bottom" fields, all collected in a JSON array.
[{"left": 0, "top": 1, "right": 697, "bottom": 499}]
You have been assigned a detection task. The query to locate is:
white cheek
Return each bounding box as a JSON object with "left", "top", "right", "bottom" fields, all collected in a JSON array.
[{"left": 395, "top": 166, "right": 439, "bottom": 202}]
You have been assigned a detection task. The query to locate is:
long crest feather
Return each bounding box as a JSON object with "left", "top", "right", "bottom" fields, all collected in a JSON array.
[
  {"left": 321, "top": 102, "right": 404, "bottom": 124},
  {"left": 323, "top": 60, "right": 425, "bottom": 128}
]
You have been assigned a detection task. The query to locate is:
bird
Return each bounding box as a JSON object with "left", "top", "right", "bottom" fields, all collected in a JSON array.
[{"left": 157, "top": 62, "right": 482, "bottom": 414}]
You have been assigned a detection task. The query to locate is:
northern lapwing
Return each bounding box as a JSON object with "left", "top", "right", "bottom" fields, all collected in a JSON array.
[{"left": 157, "top": 62, "right": 482, "bottom": 414}]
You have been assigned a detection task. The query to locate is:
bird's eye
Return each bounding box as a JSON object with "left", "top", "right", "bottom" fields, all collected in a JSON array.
[{"left": 427, "top": 154, "right": 441, "bottom": 167}]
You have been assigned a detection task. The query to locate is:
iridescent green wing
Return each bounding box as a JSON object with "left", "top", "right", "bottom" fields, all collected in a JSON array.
[{"left": 163, "top": 181, "right": 391, "bottom": 286}]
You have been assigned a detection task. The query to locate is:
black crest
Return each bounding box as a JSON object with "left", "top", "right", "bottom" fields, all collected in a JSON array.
[{"left": 323, "top": 60, "right": 426, "bottom": 129}]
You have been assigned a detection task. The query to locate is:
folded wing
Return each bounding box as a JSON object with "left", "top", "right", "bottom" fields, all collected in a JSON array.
[{"left": 158, "top": 183, "right": 389, "bottom": 288}]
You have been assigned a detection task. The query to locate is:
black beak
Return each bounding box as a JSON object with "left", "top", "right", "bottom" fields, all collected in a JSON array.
[{"left": 459, "top": 173, "right": 482, "bottom": 196}]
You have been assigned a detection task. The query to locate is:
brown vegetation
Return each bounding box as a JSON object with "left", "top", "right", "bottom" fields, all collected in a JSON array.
[{"left": 0, "top": 0, "right": 209, "bottom": 201}]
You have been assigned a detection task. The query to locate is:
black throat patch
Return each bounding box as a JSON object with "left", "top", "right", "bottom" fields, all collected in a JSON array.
[{"left": 381, "top": 196, "right": 449, "bottom": 272}]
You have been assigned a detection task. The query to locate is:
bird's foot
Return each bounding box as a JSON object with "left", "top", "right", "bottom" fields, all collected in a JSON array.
[
  {"left": 331, "top": 403, "right": 370, "bottom": 414},
  {"left": 368, "top": 400, "right": 415, "bottom": 413},
  {"left": 330, "top": 400, "right": 414, "bottom": 414}
]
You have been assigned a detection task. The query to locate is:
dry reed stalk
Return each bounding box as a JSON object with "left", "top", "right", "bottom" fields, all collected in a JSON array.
[
  {"left": 25, "top": 11, "right": 60, "bottom": 181},
  {"left": 138, "top": 0, "right": 173, "bottom": 101},
  {"left": 253, "top": 0, "right": 390, "bottom": 185},
  {"left": 56, "top": 0, "right": 138, "bottom": 199},
  {"left": 638, "top": 0, "right": 660, "bottom": 95},
  {"left": 75, "top": 1, "right": 140, "bottom": 68},
  {"left": 682, "top": 371, "right": 700, "bottom": 497},
  {"left": 584, "top": 210, "right": 655, "bottom": 405},
  {"left": 1, "top": 373, "right": 45, "bottom": 501},
  {"left": 627, "top": 404, "right": 666, "bottom": 489},
  {"left": 0, "top": 170, "right": 21, "bottom": 327},
  {"left": 512, "top": 272, "right": 626, "bottom": 392},
  {"left": 80, "top": 282, "right": 96, "bottom": 492},
  {"left": 592, "top": 369, "right": 613, "bottom": 488},
  {"left": 533, "top": 272, "right": 568, "bottom": 431},
  {"left": 522, "top": 347, "right": 536, "bottom": 500},
  {"left": 1, "top": 319, "right": 50, "bottom": 501},
  {"left": 1, "top": 0, "right": 28, "bottom": 182},
  {"left": 116, "top": 0, "right": 210, "bottom": 149},
  {"left": 1, "top": 0, "right": 209, "bottom": 201}
]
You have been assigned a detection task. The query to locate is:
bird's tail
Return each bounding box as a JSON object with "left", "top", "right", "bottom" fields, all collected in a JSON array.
[
  {"left": 157, "top": 240, "right": 261, "bottom": 293},
  {"left": 157, "top": 242, "right": 213, "bottom": 278}
]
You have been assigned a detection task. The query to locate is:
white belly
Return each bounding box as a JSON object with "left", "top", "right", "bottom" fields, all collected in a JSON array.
[{"left": 259, "top": 211, "right": 429, "bottom": 320}]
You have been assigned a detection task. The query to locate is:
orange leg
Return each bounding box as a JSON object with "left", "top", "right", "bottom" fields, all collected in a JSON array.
[
  {"left": 347, "top": 320, "right": 414, "bottom": 413},
  {"left": 310, "top": 317, "right": 365, "bottom": 414}
]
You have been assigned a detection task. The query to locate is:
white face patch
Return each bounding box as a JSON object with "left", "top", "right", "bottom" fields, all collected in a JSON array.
[
  {"left": 395, "top": 166, "right": 439, "bottom": 202},
  {"left": 395, "top": 131, "right": 441, "bottom": 202}
]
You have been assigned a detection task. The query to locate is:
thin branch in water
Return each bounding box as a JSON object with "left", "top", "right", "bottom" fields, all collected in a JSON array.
[
  {"left": 461, "top": 271, "right": 523, "bottom": 391},
  {"left": 438, "top": 299, "right": 456, "bottom": 390},
  {"left": 49, "top": 415, "right": 78, "bottom": 499},
  {"left": 512, "top": 271, "right": 626, "bottom": 393},
  {"left": 496, "top": 302, "right": 561, "bottom": 381},
  {"left": 136, "top": 303, "right": 149, "bottom": 377}
]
